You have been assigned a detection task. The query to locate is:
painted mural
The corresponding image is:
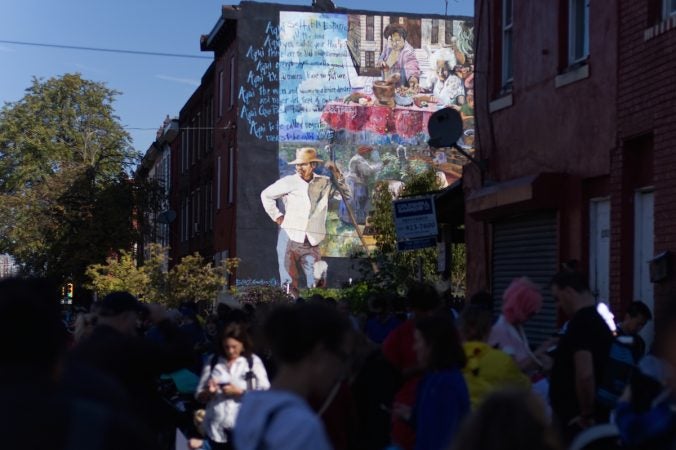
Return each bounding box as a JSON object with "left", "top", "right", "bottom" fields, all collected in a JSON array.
[{"left": 261, "top": 11, "right": 474, "bottom": 295}]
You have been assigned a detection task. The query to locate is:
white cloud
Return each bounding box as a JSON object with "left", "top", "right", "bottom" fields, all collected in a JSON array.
[{"left": 155, "top": 74, "right": 199, "bottom": 87}]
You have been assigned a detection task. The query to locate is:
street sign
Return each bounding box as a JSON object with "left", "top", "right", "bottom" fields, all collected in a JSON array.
[{"left": 393, "top": 196, "right": 438, "bottom": 251}]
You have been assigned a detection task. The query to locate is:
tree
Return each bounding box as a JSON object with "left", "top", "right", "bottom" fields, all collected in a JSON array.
[
  {"left": 166, "top": 253, "right": 225, "bottom": 307},
  {"left": 0, "top": 73, "right": 142, "bottom": 282},
  {"left": 366, "top": 169, "right": 443, "bottom": 292},
  {"left": 86, "top": 245, "right": 226, "bottom": 307},
  {"left": 85, "top": 249, "right": 150, "bottom": 299}
]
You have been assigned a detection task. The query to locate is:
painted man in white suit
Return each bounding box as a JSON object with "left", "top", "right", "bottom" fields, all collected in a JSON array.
[{"left": 261, "top": 147, "right": 350, "bottom": 297}]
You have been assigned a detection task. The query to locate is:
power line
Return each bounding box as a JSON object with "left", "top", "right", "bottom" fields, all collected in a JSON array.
[{"left": 0, "top": 39, "right": 211, "bottom": 60}]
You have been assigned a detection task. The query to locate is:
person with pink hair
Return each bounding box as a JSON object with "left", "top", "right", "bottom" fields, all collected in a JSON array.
[{"left": 488, "top": 277, "right": 554, "bottom": 375}]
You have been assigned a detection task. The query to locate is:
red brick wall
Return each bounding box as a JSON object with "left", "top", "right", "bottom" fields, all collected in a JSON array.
[
  {"left": 616, "top": 0, "right": 676, "bottom": 319},
  {"left": 468, "top": 0, "right": 617, "bottom": 296}
]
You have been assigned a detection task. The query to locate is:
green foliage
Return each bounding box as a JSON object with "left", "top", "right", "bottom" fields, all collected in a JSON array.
[
  {"left": 166, "top": 253, "right": 225, "bottom": 306},
  {"left": 364, "top": 168, "right": 443, "bottom": 292},
  {"left": 451, "top": 242, "right": 467, "bottom": 295},
  {"left": 86, "top": 245, "right": 226, "bottom": 307},
  {"left": 85, "top": 249, "right": 149, "bottom": 298},
  {"left": 0, "top": 73, "right": 144, "bottom": 282}
]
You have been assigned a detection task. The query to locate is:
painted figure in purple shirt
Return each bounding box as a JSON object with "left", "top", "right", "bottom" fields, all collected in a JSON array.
[{"left": 378, "top": 23, "right": 421, "bottom": 89}]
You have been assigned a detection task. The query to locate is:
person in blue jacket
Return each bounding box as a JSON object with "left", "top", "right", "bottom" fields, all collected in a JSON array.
[{"left": 396, "top": 312, "right": 470, "bottom": 450}]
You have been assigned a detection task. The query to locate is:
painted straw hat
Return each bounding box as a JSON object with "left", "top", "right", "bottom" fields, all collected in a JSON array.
[{"left": 288, "top": 147, "right": 323, "bottom": 164}]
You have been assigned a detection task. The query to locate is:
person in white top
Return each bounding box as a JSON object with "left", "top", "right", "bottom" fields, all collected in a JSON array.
[
  {"left": 261, "top": 147, "right": 350, "bottom": 297},
  {"left": 195, "top": 322, "right": 270, "bottom": 450}
]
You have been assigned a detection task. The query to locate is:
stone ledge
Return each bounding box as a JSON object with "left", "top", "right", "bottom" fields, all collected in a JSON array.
[
  {"left": 644, "top": 15, "right": 676, "bottom": 41},
  {"left": 489, "top": 94, "right": 513, "bottom": 113},
  {"left": 555, "top": 64, "right": 590, "bottom": 88}
]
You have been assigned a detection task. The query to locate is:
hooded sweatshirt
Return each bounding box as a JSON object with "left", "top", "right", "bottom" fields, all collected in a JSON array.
[
  {"left": 462, "top": 341, "right": 530, "bottom": 408},
  {"left": 233, "top": 390, "right": 332, "bottom": 450}
]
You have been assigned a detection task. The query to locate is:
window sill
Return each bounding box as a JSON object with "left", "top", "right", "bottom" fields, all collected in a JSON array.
[
  {"left": 644, "top": 14, "right": 676, "bottom": 41},
  {"left": 555, "top": 64, "right": 589, "bottom": 88},
  {"left": 489, "top": 94, "right": 513, "bottom": 113}
]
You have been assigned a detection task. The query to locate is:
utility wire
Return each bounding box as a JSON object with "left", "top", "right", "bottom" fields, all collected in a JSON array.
[{"left": 0, "top": 39, "right": 211, "bottom": 60}]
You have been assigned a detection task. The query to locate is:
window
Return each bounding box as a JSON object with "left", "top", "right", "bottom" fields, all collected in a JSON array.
[
  {"left": 194, "top": 188, "right": 200, "bottom": 236},
  {"left": 218, "top": 70, "right": 224, "bottom": 117},
  {"left": 206, "top": 180, "right": 213, "bottom": 231},
  {"left": 191, "top": 117, "right": 197, "bottom": 165},
  {"left": 181, "top": 129, "right": 187, "bottom": 173},
  {"left": 229, "top": 56, "right": 235, "bottom": 108},
  {"left": 445, "top": 20, "right": 454, "bottom": 44},
  {"left": 182, "top": 195, "right": 189, "bottom": 241},
  {"left": 228, "top": 146, "right": 235, "bottom": 205},
  {"left": 365, "top": 51, "right": 375, "bottom": 68},
  {"left": 568, "top": 0, "right": 589, "bottom": 64},
  {"left": 664, "top": 0, "right": 676, "bottom": 18},
  {"left": 431, "top": 19, "right": 439, "bottom": 44},
  {"left": 180, "top": 198, "right": 185, "bottom": 241},
  {"left": 501, "top": 0, "right": 514, "bottom": 86},
  {"left": 216, "top": 156, "right": 222, "bottom": 210},
  {"left": 365, "top": 16, "right": 375, "bottom": 41},
  {"left": 206, "top": 97, "right": 213, "bottom": 152},
  {"left": 196, "top": 112, "right": 202, "bottom": 159}
]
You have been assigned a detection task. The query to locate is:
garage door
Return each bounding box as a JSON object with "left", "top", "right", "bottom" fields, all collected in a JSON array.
[{"left": 492, "top": 212, "right": 558, "bottom": 347}]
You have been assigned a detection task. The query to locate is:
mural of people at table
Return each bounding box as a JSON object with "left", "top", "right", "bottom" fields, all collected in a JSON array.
[
  {"left": 275, "top": 12, "right": 474, "bottom": 263},
  {"left": 261, "top": 148, "right": 351, "bottom": 297},
  {"left": 378, "top": 23, "right": 421, "bottom": 88},
  {"left": 421, "top": 57, "right": 465, "bottom": 106}
]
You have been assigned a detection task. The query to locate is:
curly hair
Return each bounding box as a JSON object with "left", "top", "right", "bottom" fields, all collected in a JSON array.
[{"left": 383, "top": 23, "right": 408, "bottom": 40}]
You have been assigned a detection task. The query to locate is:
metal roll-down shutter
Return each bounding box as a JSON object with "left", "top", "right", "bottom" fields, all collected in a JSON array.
[{"left": 492, "top": 212, "right": 558, "bottom": 347}]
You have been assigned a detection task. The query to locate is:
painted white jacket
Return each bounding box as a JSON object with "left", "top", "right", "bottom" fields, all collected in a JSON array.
[
  {"left": 261, "top": 172, "right": 349, "bottom": 246},
  {"left": 196, "top": 354, "right": 270, "bottom": 444}
]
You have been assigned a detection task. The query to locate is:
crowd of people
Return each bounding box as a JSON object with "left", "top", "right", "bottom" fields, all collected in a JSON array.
[{"left": 1, "top": 271, "right": 676, "bottom": 450}]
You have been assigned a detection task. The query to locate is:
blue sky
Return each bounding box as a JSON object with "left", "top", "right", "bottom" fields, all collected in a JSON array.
[{"left": 0, "top": 0, "right": 473, "bottom": 154}]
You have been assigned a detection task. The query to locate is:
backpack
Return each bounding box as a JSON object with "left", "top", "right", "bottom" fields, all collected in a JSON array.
[{"left": 209, "top": 353, "right": 258, "bottom": 390}]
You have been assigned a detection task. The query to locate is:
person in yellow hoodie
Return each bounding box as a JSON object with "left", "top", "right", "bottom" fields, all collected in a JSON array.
[{"left": 459, "top": 305, "right": 531, "bottom": 409}]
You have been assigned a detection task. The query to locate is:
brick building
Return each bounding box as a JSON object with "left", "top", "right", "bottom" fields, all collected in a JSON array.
[
  {"left": 613, "top": 0, "right": 676, "bottom": 336},
  {"left": 171, "top": 64, "right": 219, "bottom": 268},
  {"left": 468, "top": 0, "right": 617, "bottom": 344},
  {"left": 136, "top": 116, "right": 178, "bottom": 270},
  {"left": 153, "top": 2, "right": 473, "bottom": 289},
  {"left": 469, "top": 0, "right": 676, "bottom": 345}
]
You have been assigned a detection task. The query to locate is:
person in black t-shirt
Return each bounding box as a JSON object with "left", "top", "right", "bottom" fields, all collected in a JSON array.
[{"left": 548, "top": 271, "right": 613, "bottom": 444}]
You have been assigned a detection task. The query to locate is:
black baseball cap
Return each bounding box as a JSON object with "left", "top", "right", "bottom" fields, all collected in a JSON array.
[{"left": 96, "top": 291, "right": 148, "bottom": 317}]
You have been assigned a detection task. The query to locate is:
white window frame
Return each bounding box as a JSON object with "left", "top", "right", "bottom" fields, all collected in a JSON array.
[
  {"left": 664, "top": 0, "right": 676, "bottom": 18},
  {"left": 501, "top": 0, "right": 513, "bottom": 86},
  {"left": 568, "top": 0, "right": 590, "bottom": 65}
]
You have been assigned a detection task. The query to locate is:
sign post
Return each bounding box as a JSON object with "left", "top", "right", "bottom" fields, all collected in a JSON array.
[{"left": 393, "top": 196, "right": 438, "bottom": 251}]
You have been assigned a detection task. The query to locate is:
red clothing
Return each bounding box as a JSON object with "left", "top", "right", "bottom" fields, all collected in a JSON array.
[{"left": 382, "top": 319, "right": 420, "bottom": 450}]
